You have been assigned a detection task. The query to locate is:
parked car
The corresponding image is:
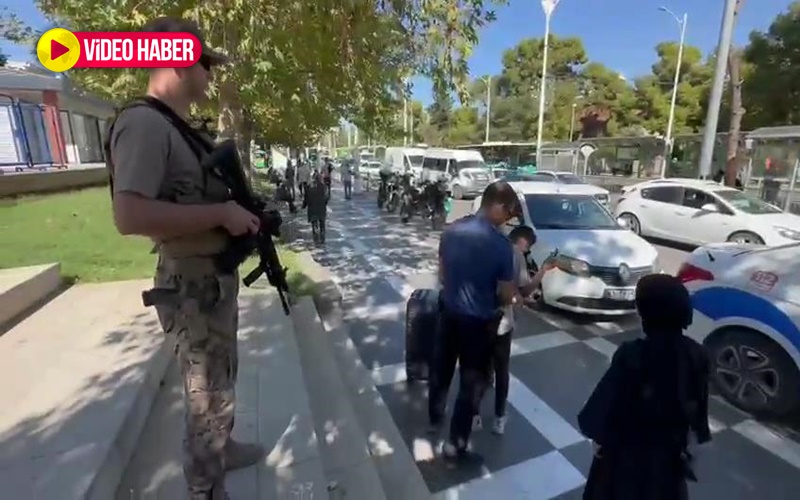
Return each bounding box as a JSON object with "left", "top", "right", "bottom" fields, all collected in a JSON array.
[
  {"left": 472, "top": 182, "right": 659, "bottom": 315},
  {"left": 511, "top": 170, "right": 611, "bottom": 208},
  {"left": 679, "top": 242, "right": 800, "bottom": 417},
  {"left": 362, "top": 160, "right": 382, "bottom": 183},
  {"left": 614, "top": 178, "right": 800, "bottom": 246}
]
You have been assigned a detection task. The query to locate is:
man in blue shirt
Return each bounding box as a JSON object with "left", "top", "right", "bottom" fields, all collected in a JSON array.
[{"left": 429, "top": 180, "right": 522, "bottom": 460}]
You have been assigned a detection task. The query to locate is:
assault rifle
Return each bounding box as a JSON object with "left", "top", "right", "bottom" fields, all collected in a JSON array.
[{"left": 208, "top": 140, "right": 291, "bottom": 315}]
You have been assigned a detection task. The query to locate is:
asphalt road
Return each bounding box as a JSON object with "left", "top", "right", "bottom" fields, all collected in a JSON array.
[{"left": 286, "top": 185, "right": 800, "bottom": 499}]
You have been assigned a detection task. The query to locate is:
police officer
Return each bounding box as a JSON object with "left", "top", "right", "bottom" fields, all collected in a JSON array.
[{"left": 108, "top": 17, "right": 264, "bottom": 500}]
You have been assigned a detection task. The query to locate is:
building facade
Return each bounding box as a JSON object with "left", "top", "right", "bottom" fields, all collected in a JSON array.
[{"left": 0, "top": 63, "right": 115, "bottom": 170}]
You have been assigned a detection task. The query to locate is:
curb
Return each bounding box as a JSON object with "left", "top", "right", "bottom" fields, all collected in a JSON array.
[{"left": 296, "top": 251, "right": 432, "bottom": 500}]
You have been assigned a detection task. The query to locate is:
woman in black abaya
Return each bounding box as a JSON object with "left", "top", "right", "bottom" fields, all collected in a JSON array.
[{"left": 578, "top": 274, "right": 711, "bottom": 500}]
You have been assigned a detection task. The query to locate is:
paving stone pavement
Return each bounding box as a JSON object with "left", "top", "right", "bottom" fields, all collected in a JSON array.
[{"left": 289, "top": 185, "right": 800, "bottom": 499}]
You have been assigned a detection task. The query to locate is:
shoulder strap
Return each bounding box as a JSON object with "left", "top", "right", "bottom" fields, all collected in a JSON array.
[{"left": 104, "top": 96, "right": 214, "bottom": 199}]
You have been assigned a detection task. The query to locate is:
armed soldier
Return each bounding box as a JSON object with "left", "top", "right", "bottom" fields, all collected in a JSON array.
[{"left": 107, "top": 17, "right": 264, "bottom": 500}]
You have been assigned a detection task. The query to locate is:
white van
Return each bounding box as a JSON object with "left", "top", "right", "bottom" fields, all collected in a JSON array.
[
  {"left": 421, "top": 148, "right": 492, "bottom": 199},
  {"left": 381, "top": 147, "right": 426, "bottom": 177}
]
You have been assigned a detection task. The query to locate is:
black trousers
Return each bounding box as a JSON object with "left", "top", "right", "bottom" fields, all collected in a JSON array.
[
  {"left": 310, "top": 218, "right": 326, "bottom": 243},
  {"left": 343, "top": 180, "right": 352, "bottom": 199},
  {"left": 483, "top": 330, "right": 512, "bottom": 417},
  {"left": 428, "top": 310, "right": 498, "bottom": 448}
]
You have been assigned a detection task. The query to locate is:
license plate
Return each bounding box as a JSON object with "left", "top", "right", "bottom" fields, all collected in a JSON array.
[{"left": 605, "top": 288, "right": 635, "bottom": 301}]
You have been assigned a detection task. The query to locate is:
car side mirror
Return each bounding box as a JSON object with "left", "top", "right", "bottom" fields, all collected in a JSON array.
[{"left": 700, "top": 203, "right": 719, "bottom": 213}]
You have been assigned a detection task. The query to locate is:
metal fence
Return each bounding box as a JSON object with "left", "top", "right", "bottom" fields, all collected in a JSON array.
[{"left": 0, "top": 97, "right": 65, "bottom": 171}]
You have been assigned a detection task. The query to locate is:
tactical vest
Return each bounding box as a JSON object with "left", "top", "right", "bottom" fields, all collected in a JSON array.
[{"left": 104, "top": 97, "right": 232, "bottom": 258}]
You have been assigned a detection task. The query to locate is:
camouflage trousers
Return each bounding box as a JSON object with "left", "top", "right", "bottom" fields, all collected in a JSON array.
[{"left": 154, "top": 255, "right": 240, "bottom": 495}]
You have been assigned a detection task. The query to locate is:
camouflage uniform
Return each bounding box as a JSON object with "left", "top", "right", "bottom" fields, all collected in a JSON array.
[
  {"left": 108, "top": 101, "right": 241, "bottom": 497},
  {"left": 155, "top": 256, "right": 239, "bottom": 494}
]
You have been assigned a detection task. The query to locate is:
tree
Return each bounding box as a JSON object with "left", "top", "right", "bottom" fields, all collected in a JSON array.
[
  {"left": 634, "top": 42, "right": 712, "bottom": 137},
  {"left": 724, "top": 0, "right": 747, "bottom": 187},
  {"left": 0, "top": 7, "right": 35, "bottom": 67},
  {"left": 743, "top": 1, "right": 800, "bottom": 128},
  {"left": 33, "top": 0, "right": 506, "bottom": 148}
]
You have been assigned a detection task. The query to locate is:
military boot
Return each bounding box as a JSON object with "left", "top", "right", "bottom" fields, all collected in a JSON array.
[{"left": 224, "top": 439, "right": 265, "bottom": 471}]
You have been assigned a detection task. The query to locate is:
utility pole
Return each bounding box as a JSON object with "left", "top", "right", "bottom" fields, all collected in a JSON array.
[
  {"left": 483, "top": 76, "right": 492, "bottom": 143},
  {"left": 403, "top": 97, "right": 408, "bottom": 146},
  {"left": 698, "top": 0, "right": 739, "bottom": 178}
]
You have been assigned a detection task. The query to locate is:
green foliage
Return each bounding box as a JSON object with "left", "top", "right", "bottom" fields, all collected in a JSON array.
[{"left": 29, "top": 0, "right": 502, "bottom": 145}]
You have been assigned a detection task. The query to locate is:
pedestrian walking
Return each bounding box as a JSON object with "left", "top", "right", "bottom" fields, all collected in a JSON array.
[
  {"left": 298, "top": 158, "right": 311, "bottom": 198},
  {"left": 341, "top": 160, "right": 354, "bottom": 200},
  {"left": 428, "top": 180, "right": 522, "bottom": 461},
  {"left": 285, "top": 160, "right": 297, "bottom": 201},
  {"left": 303, "top": 173, "right": 329, "bottom": 245},
  {"left": 578, "top": 274, "right": 711, "bottom": 500},
  {"left": 473, "top": 226, "right": 557, "bottom": 435},
  {"left": 104, "top": 16, "right": 264, "bottom": 500}
]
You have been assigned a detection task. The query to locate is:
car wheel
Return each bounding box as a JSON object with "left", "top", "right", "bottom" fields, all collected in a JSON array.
[
  {"left": 452, "top": 185, "right": 464, "bottom": 200},
  {"left": 727, "top": 231, "right": 765, "bottom": 245},
  {"left": 618, "top": 212, "right": 641, "bottom": 235},
  {"left": 705, "top": 328, "right": 800, "bottom": 418}
]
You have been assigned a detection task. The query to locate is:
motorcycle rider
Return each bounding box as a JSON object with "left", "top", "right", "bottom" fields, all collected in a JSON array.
[{"left": 378, "top": 157, "right": 394, "bottom": 207}]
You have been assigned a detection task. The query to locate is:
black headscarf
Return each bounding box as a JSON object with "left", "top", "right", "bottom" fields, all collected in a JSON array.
[{"left": 635, "top": 274, "right": 693, "bottom": 338}]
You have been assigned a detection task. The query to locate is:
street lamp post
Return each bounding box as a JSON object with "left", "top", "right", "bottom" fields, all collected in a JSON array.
[
  {"left": 568, "top": 103, "right": 577, "bottom": 141},
  {"left": 659, "top": 6, "right": 687, "bottom": 178},
  {"left": 482, "top": 75, "right": 492, "bottom": 142},
  {"left": 536, "top": 0, "right": 561, "bottom": 167}
]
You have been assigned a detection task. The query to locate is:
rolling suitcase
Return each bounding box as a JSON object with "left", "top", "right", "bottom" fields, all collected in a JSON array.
[{"left": 405, "top": 288, "right": 440, "bottom": 382}]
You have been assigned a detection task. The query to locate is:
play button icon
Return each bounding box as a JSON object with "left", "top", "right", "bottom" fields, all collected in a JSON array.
[
  {"left": 36, "top": 28, "right": 80, "bottom": 73},
  {"left": 50, "top": 39, "right": 70, "bottom": 60}
]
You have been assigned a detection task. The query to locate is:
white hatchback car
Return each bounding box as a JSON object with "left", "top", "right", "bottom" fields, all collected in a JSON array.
[
  {"left": 679, "top": 242, "right": 800, "bottom": 417},
  {"left": 614, "top": 178, "right": 800, "bottom": 246},
  {"left": 473, "top": 183, "right": 659, "bottom": 315}
]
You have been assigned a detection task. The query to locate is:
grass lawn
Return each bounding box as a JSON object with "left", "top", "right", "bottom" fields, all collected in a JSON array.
[{"left": 0, "top": 187, "right": 315, "bottom": 296}]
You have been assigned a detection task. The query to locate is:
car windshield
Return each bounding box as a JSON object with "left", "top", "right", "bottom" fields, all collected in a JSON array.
[
  {"left": 525, "top": 194, "right": 621, "bottom": 230},
  {"left": 503, "top": 173, "right": 538, "bottom": 182},
  {"left": 368, "top": 161, "right": 381, "bottom": 168},
  {"left": 456, "top": 160, "right": 487, "bottom": 171},
  {"left": 556, "top": 173, "right": 585, "bottom": 185},
  {"left": 714, "top": 189, "right": 783, "bottom": 214},
  {"left": 408, "top": 155, "right": 424, "bottom": 168}
]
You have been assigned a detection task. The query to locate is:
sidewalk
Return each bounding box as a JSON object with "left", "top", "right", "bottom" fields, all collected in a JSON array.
[{"left": 118, "top": 287, "right": 329, "bottom": 499}]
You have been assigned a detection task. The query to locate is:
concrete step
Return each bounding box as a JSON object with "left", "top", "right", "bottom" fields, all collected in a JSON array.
[
  {"left": 292, "top": 297, "right": 389, "bottom": 500},
  {"left": 117, "top": 287, "right": 329, "bottom": 500},
  {"left": 0, "top": 263, "right": 62, "bottom": 330},
  {"left": 0, "top": 279, "right": 172, "bottom": 500},
  {"left": 319, "top": 304, "right": 432, "bottom": 500}
]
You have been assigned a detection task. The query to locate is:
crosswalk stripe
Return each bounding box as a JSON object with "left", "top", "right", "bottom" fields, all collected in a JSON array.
[{"left": 432, "top": 450, "right": 585, "bottom": 500}]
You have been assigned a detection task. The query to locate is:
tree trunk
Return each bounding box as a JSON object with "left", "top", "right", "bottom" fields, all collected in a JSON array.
[
  {"left": 725, "top": 50, "right": 745, "bottom": 187},
  {"left": 725, "top": 0, "right": 746, "bottom": 187}
]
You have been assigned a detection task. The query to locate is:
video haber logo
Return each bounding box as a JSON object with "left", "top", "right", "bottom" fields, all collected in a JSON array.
[{"left": 37, "top": 28, "right": 202, "bottom": 73}]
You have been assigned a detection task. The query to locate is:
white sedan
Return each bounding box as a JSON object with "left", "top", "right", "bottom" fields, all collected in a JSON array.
[
  {"left": 679, "top": 242, "right": 800, "bottom": 417},
  {"left": 473, "top": 183, "right": 659, "bottom": 315},
  {"left": 614, "top": 178, "right": 800, "bottom": 246}
]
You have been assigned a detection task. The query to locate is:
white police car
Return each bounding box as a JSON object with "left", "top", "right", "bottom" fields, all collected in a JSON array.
[{"left": 679, "top": 242, "right": 800, "bottom": 418}]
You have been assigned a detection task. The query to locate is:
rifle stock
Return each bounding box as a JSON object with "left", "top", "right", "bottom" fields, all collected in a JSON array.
[{"left": 206, "top": 140, "right": 291, "bottom": 315}]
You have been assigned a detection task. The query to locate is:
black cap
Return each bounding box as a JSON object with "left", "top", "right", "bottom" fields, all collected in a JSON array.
[{"left": 141, "top": 17, "right": 229, "bottom": 65}]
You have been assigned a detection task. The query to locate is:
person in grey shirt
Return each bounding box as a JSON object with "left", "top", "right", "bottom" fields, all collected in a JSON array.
[{"left": 474, "top": 225, "right": 557, "bottom": 435}]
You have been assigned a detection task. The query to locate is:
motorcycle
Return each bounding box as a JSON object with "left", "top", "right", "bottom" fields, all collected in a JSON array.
[
  {"left": 399, "top": 174, "right": 423, "bottom": 223},
  {"left": 423, "top": 179, "right": 450, "bottom": 230},
  {"left": 385, "top": 173, "right": 401, "bottom": 213},
  {"left": 377, "top": 171, "right": 391, "bottom": 208}
]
